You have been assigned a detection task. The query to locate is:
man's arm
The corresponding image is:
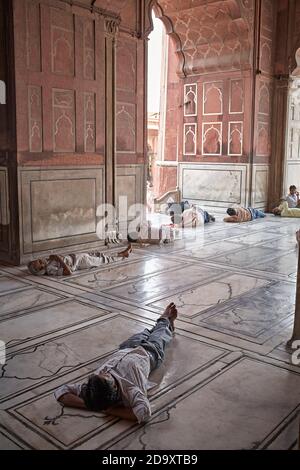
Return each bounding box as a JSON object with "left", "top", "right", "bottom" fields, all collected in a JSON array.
[
  {"left": 49, "top": 254, "right": 72, "bottom": 276},
  {"left": 224, "top": 216, "right": 239, "bottom": 223},
  {"left": 105, "top": 405, "right": 138, "bottom": 422},
  {"left": 57, "top": 393, "right": 86, "bottom": 409}
]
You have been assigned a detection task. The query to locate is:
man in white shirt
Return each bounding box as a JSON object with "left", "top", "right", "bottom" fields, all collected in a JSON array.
[
  {"left": 286, "top": 185, "right": 300, "bottom": 208},
  {"left": 54, "top": 303, "right": 178, "bottom": 423},
  {"left": 28, "top": 245, "right": 132, "bottom": 276}
]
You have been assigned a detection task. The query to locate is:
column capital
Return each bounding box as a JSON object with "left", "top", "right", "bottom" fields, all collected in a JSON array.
[{"left": 104, "top": 17, "right": 120, "bottom": 36}]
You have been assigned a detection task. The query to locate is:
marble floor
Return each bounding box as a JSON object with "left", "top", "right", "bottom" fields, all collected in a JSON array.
[{"left": 1, "top": 215, "right": 300, "bottom": 450}]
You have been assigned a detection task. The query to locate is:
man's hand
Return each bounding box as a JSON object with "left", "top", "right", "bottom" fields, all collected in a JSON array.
[
  {"left": 105, "top": 405, "right": 138, "bottom": 422},
  {"left": 49, "top": 254, "right": 72, "bottom": 275}
]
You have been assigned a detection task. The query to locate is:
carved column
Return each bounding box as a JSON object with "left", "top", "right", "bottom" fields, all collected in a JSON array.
[
  {"left": 104, "top": 18, "right": 120, "bottom": 214},
  {"left": 269, "top": 77, "right": 289, "bottom": 208}
]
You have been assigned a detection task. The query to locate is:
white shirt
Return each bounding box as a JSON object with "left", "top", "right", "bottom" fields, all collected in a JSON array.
[
  {"left": 286, "top": 194, "right": 298, "bottom": 208},
  {"left": 54, "top": 346, "right": 155, "bottom": 423}
]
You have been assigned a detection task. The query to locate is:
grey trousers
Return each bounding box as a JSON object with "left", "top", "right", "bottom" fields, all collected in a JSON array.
[{"left": 119, "top": 318, "right": 173, "bottom": 371}]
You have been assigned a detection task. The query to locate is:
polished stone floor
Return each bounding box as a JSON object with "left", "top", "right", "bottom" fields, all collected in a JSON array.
[{"left": 0, "top": 215, "right": 300, "bottom": 450}]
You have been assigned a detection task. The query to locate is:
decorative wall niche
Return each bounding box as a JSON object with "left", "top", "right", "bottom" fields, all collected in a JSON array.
[
  {"left": 183, "top": 123, "right": 197, "bottom": 155},
  {"left": 202, "top": 122, "right": 222, "bottom": 156},
  {"left": 184, "top": 83, "right": 197, "bottom": 116}
]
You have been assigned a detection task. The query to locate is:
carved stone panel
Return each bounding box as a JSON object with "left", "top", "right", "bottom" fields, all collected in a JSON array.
[
  {"left": 203, "top": 82, "right": 223, "bottom": 115},
  {"left": 26, "top": 1, "right": 41, "bottom": 72},
  {"left": 51, "top": 8, "right": 74, "bottom": 76},
  {"left": 28, "top": 86, "right": 43, "bottom": 153},
  {"left": 257, "top": 122, "right": 270, "bottom": 156},
  {"left": 202, "top": 122, "right": 222, "bottom": 156},
  {"left": 83, "top": 20, "right": 95, "bottom": 80},
  {"left": 258, "top": 81, "right": 271, "bottom": 116},
  {"left": 183, "top": 123, "right": 197, "bottom": 155},
  {"left": 229, "top": 79, "right": 244, "bottom": 114},
  {"left": 52, "top": 89, "right": 75, "bottom": 153},
  {"left": 228, "top": 122, "right": 243, "bottom": 156},
  {"left": 116, "top": 40, "right": 136, "bottom": 92},
  {"left": 260, "top": 40, "right": 272, "bottom": 74},
  {"left": 180, "top": 163, "right": 248, "bottom": 207},
  {"left": 184, "top": 84, "right": 197, "bottom": 116},
  {"left": 253, "top": 166, "right": 269, "bottom": 206},
  {"left": 84, "top": 93, "right": 96, "bottom": 153},
  {"left": 116, "top": 103, "right": 136, "bottom": 153},
  {"left": 19, "top": 167, "right": 104, "bottom": 255}
]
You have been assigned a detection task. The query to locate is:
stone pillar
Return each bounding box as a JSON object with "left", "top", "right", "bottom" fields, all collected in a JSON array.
[
  {"left": 269, "top": 77, "right": 289, "bottom": 208},
  {"left": 287, "top": 244, "right": 300, "bottom": 348},
  {"left": 104, "top": 18, "right": 119, "bottom": 212}
]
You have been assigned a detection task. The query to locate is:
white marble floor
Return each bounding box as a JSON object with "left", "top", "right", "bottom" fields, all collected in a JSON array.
[{"left": 0, "top": 215, "right": 300, "bottom": 450}]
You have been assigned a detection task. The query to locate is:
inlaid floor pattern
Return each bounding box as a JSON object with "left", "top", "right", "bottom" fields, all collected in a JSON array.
[{"left": 0, "top": 215, "right": 300, "bottom": 450}]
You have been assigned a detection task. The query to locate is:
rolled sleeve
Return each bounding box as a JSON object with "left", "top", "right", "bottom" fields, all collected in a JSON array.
[
  {"left": 54, "top": 383, "right": 81, "bottom": 401},
  {"left": 130, "top": 389, "right": 152, "bottom": 423}
]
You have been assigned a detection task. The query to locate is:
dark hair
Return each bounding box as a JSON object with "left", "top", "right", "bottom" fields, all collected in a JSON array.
[
  {"left": 80, "top": 374, "right": 119, "bottom": 411},
  {"left": 227, "top": 208, "right": 236, "bottom": 216},
  {"left": 290, "top": 185, "right": 296, "bottom": 191}
]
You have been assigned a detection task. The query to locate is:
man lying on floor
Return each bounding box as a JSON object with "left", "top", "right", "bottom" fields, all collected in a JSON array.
[
  {"left": 54, "top": 303, "right": 178, "bottom": 423},
  {"left": 128, "top": 220, "right": 175, "bottom": 245},
  {"left": 27, "top": 245, "right": 132, "bottom": 276},
  {"left": 224, "top": 206, "right": 266, "bottom": 223},
  {"left": 169, "top": 205, "right": 215, "bottom": 229},
  {"left": 273, "top": 200, "right": 300, "bottom": 218}
]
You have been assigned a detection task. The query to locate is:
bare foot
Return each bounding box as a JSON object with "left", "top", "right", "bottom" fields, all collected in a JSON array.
[
  {"left": 118, "top": 244, "right": 132, "bottom": 258},
  {"left": 159, "top": 302, "right": 178, "bottom": 331}
]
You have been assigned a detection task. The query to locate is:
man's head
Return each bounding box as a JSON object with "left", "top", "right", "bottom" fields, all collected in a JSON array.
[
  {"left": 289, "top": 185, "right": 297, "bottom": 195},
  {"left": 27, "top": 259, "right": 47, "bottom": 275},
  {"left": 80, "top": 373, "right": 119, "bottom": 411},
  {"left": 227, "top": 208, "right": 237, "bottom": 216}
]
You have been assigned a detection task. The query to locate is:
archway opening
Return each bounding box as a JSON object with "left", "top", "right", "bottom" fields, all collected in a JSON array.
[
  {"left": 283, "top": 49, "right": 300, "bottom": 198},
  {"left": 146, "top": 9, "right": 181, "bottom": 218}
]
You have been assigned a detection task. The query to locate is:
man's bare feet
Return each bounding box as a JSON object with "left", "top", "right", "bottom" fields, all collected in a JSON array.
[
  {"left": 159, "top": 302, "right": 178, "bottom": 332},
  {"left": 118, "top": 244, "right": 132, "bottom": 258}
]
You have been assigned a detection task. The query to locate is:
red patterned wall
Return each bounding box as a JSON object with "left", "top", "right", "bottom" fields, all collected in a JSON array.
[{"left": 155, "top": 0, "right": 276, "bottom": 196}]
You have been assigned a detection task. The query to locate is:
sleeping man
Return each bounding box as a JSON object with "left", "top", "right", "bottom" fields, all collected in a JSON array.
[{"left": 224, "top": 206, "right": 265, "bottom": 223}]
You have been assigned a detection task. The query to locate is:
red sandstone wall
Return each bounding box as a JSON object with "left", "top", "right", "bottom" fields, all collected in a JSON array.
[
  {"left": 13, "top": 0, "right": 106, "bottom": 166},
  {"left": 155, "top": 0, "right": 276, "bottom": 199},
  {"left": 12, "top": 0, "right": 146, "bottom": 168},
  {"left": 152, "top": 163, "right": 177, "bottom": 197},
  {"left": 6, "top": 0, "right": 147, "bottom": 263}
]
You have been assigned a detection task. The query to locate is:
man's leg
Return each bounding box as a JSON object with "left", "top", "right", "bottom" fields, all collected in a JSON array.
[
  {"left": 75, "top": 245, "right": 132, "bottom": 270},
  {"left": 252, "top": 208, "right": 265, "bottom": 219},
  {"left": 256, "top": 209, "right": 266, "bottom": 218},
  {"left": 142, "top": 303, "right": 177, "bottom": 370},
  {"left": 119, "top": 328, "right": 152, "bottom": 350}
]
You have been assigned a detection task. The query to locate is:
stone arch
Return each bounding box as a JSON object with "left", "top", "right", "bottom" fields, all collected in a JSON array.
[
  {"left": 146, "top": 0, "right": 186, "bottom": 77},
  {"left": 147, "top": 0, "right": 251, "bottom": 76}
]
